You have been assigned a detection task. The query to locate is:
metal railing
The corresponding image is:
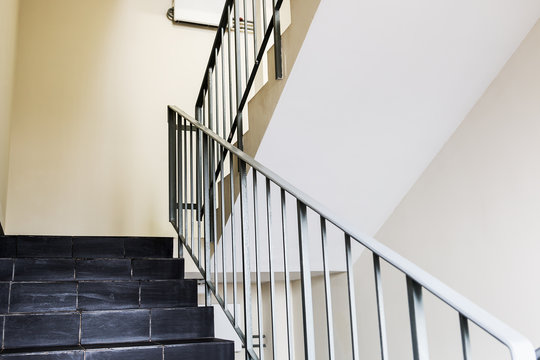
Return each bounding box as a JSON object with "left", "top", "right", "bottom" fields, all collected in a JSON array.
[
  {"left": 167, "top": 104, "right": 536, "bottom": 360},
  {"left": 195, "top": 0, "right": 284, "bottom": 149}
]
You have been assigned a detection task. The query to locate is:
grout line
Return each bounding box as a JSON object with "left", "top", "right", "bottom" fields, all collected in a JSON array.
[
  {"left": 78, "top": 311, "right": 82, "bottom": 345},
  {"left": 7, "top": 282, "right": 12, "bottom": 313},
  {"left": 11, "top": 260, "right": 14, "bottom": 282},
  {"left": 149, "top": 309, "right": 152, "bottom": 341},
  {"left": 1, "top": 315, "right": 5, "bottom": 350},
  {"left": 76, "top": 282, "right": 79, "bottom": 310}
]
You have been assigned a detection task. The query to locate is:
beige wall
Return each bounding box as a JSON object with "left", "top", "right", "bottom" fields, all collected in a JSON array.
[
  {"left": 0, "top": 0, "right": 19, "bottom": 229},
  {"left": 351, "top": 19, "right": 540, "bottom": 359},
  {"left": 6, "top": 0, "right": 214, "bottom": 236}
]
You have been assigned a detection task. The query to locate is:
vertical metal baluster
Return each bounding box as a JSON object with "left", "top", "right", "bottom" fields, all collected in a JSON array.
[
  {"left": 239, "top": 157, "right": 253, "bottom": 357},
  {"left": 213, "top": 51, "right": 220, "bottom": 293},
  {"left": 167, "top": 107, "right": 177, "bottom": 229},
  {"left": 215, "top": 49, "right": 220, "bottom": 138},
  {"left": 230, "top": 151, "right": 237, "bottom": 325},
  {"left": 297, "top": 201, "right": 315, "bottom": 359},
  {"left": 345, "top": 235, "right": 359, "bottom": 359},
  {"left": 221, "top": 28, "right": 227, "bottom": 140},
  {"left": 208, "top": 67, "right": 217, "bottom": 293},
  {"left": 234, "top": 0, "right": 245, "bottom": 150},
  {"left": 227, "top": 5, "right": 235, "bottom": 138},
  {"left": 265, "top": 178, "right": 276, "bottom": 360},
  {"left": 190, "top": 122, "right": 195, "bottom": 252},
  {"left": 196, "top": 107, "right": 203, "bottom": 262},
  {"left": 208, "top": 68, "right": 214, "bottom": 132},
  {"left": 280, "top": 189, "right": 294, "bottom": 359},
  {"left": 320, "top": 218, "right": 335, "bottom": 360},
  {"left": 272, "top": 0, "right": 283, "bottom": 79},
  {"left": 243, "top": 0, "right": 249, "bottom": 82},
  {"left": 373, "top": 254, "right": 388, "bottom": 360},
  {"left": 183, "top": 116, "right": 188, "bottom": 245},
  {"left": 459, "top": 314, "right": 471, "bottom": 360},
  {"left": 212, "top": 141, "right": 218, "bottom": 294},
  {"left": 262, "top": 0, "right": 267, "bottom": 31},
  {"left": 203, "top": 133, "right": 212, "bottom": 306},
  {"left": 219, "top": 35, "right": 228, "bottom": 303},
  {"left": 177, "top": 116, "right": 184, "bottom": 257},
  {"left": 406, "top": 276, "right": 429, "bottom": 360},
  {"left": 251, "top": 0, "right": 258, "bottom": 60},
  {"left": 253, "top": 170, "right": 263, "bottom": 359},
  {"left": 220, "top": 143, "right": 227, "bottom": 306}
]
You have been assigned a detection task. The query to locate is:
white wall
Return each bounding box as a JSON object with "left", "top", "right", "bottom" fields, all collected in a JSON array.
[
  {"left": 0, "top": 0, "right": 19, "bottom": 229},
  {"left": 353, "top": 19, "right": 540, "bottom": 359},
  {"left": 255, "top": 0, "right": 540, "bottom": 238},
  {"left": 6, "top": 0, "right": 214, "bottom": 236}
]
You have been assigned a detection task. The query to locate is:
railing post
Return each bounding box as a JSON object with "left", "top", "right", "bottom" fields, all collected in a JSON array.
[
  {"left": 297, "top": 200, "right": 315, "bottom": 359},
  {"left": 407, "top": 276, "right": 429, "bottom": 360},
  {"left": 167, "top": 107, "right": 178, "bottom": 229},
  {"left": 233, "top": 0, "right": 244, "bottom": 150},
  {"left": 272, "top": 0, "right": 283, "bottom": 79},
  {"left": 202, "top": 132, "right": 212, "bottom": 306},
  {"left": 345, "top": 235, "right": 359, "bottom": 359},
  {"left": 238, "top": 157, "right": 253, "bottom": 359}
]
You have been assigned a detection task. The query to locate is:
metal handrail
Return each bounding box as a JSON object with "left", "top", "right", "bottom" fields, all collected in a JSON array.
[
  {"left": 168, "top": 104, "right": 536, "bottom": 360},
  {"left": 194, "top": 0, "right": 284, "bottom": 149}
]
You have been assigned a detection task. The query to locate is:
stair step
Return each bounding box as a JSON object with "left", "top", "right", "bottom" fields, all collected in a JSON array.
[
  {"left": 0, "top": 236, "right": 173, "bottom": 259},
  {"left": 5, "top": 258, "right": 184, "bottom": 281},
  {"left": 1, "top": 307, "right": 214, "bottom": 349},
  {"left": 0, "top": 279, "right": 197, "bottom": 313},
  {"left": 0, "top": 339, "right": 233, "bottom": 360}
]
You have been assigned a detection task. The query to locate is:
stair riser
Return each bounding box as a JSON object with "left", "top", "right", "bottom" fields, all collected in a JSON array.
[
  {"left": 0, "top": 236, "right": 173, "bottom": 259},
  {"left": 1, "top": 307, "right": 214, "bottom": 349},
  {"left": 0, "top": 259, "right": 184, "bottom": 281},
  {"left": 0, "top": 280, "right": 197, "bottom": 313}
]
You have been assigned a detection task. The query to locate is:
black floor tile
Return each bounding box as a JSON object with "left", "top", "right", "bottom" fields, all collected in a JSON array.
[
  {"left": 124, "top": 238, "right": 173, "bottom": 258},
  {"left": 76, "top": 260, "right": 131, "bottom": 280},
  {"left": 0, "top": 283, "right": 9, "bottom": 313},
  {"left": 14, "top": 259, "right": 74, "bottom": 281},
  {"left": 0, "top": 259, "right": 13, "bottom": 281},
  {"left": 17, "top": 237, "right": 72, "bottom": 258},
  {"left": 132, "top": 259, "right": 183, "bottom": 280},
  {"left": 73, "top": 238, "right": 124, "bottom": 259},
  {"left": 4, "top": 313, "right": 80, "bottom": 349},
  {"left": 81, "top": 310, "right": 150, "bottom": 345},
  {"left": 85, "top": 346, "right": 162, "bottom": 360},
  {"left": 0, "top": 237, "right": 16, "bottom": 258},
  {"left": 163, "top": 339, "right": 234, "bottom": 360},
  {"left": 151, "top": 307, "right": 214, "bottom": 341},
  {"left": 78, "top": 281, "right": 140, "bottom": 310},
  {"left": 10, "top": 282, "right": 77, "bottom": 313},
  {"left": 140, "top": 280, "right": 197, "bottom": 308}
]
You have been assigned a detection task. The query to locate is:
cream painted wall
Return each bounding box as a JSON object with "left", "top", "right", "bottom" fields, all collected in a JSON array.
[
  {"left": 0, "top": 0, "right": 19, "bottom": 228},
  {"left": 7, "top": 0, "right": 214, "bottom": 236},
  {"left": 350, "top": 19, "right": 540, "bottom": 359}
]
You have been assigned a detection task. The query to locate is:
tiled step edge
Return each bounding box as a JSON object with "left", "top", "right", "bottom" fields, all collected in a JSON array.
[{"left": 0, "top": 339, "right": 234, "bottom": 360}]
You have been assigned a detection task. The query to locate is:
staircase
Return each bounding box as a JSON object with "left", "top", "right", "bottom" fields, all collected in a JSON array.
[{"left": 0, "top": 235, "right": 233, "bottom": 359}]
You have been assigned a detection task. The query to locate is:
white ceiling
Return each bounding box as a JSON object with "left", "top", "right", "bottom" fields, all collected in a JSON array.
[{"left": 255, "top": 0, "right": 540, "bottom": 237}]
